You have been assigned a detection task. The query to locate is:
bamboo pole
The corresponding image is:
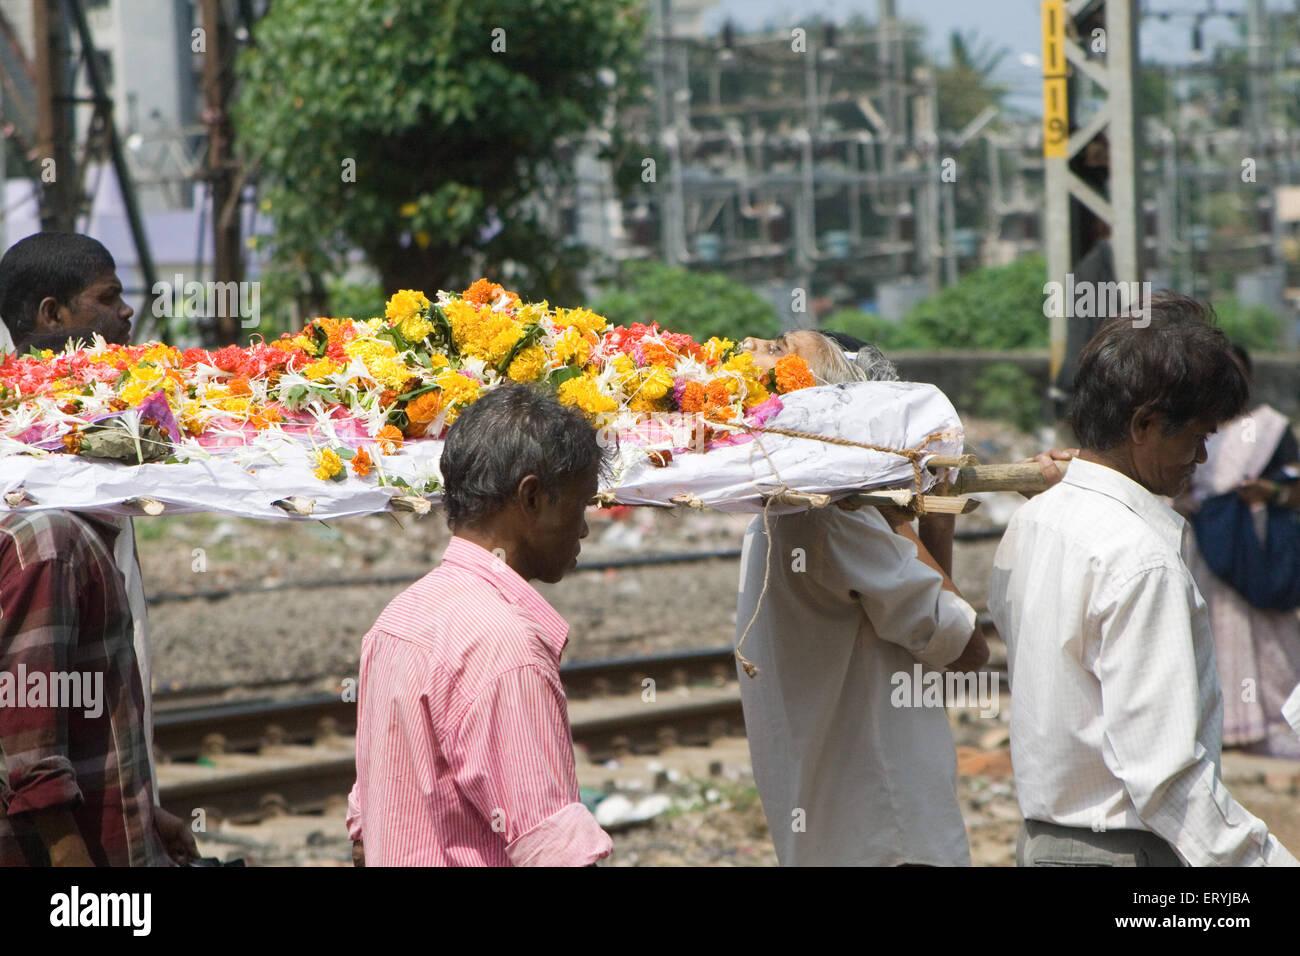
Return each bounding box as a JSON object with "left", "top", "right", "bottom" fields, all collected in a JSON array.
[{"left": 942, "top": 460, "right": 1070, "bottom": 496}]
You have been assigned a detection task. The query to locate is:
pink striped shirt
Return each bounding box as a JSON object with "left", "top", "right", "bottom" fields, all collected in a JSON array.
[{"left": 346, "top": 536, "right": 612, "bottom": 866}]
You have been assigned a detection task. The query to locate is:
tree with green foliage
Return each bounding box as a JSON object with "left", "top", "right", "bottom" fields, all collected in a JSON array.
[
  {"left": 236, "top": 0, "right": 644, "bottom": 310},
  {"left": 935, "top": 30, "right": 1006, "bottom": 133},
  {"left": 593, "top": 262, "right": 781, "bottom": 342}
]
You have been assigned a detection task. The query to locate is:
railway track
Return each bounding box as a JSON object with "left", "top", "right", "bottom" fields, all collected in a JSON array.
[
  {"left": 156, "top": 638, "right": 1008, "bottom": 824},
  {"left": 156, "top": 646, "right": 747, "bottom": 822}
]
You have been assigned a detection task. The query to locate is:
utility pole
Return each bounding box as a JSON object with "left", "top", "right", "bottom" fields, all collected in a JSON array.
[
  {"left": 878, "top": 0, "right": 905, "bottom": 276},
  {"left": 202, "top": 0, "right": 243, "bottom": 344},
  {"left": 1041, "top": 0, "right": 1142, "bottom": 405},
  {"left": 914, "top": 68, "right": 941, "bottom": 292},
  {"left": 2, "top": 3, "right": 40, "bottom": 253},
  {"left": 65, "top": 0, "right": 159, "bottom": 340},
  {"left": 32, "top": 0, "right": 77, "bottom": 232}
]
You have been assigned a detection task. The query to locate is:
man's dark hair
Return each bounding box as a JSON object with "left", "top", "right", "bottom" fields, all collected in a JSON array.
[
  {"left": 1068, "top": 292, "right": 1249, "bottom": 451},
  {"left": 821, "top": 330, "right": 866, "bottom": 351},
  {"left": 440, "top": 383, "right": 612, "bottom": 527},
  {"left": 1230, "top": 343, "right": 1253, "bottom": 380},
  {"left": 0, "top": 232, "right": 116, "bottom": 344}
]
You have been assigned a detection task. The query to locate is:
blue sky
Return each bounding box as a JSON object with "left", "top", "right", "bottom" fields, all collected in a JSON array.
[{"left": 701, "top": 0, "right": 1291, "bottom": 114}]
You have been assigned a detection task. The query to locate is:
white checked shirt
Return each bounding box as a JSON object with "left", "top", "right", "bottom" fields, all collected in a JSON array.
[
  {"left": 737, "top": 506, "right": 977, "bottom": 867},
  {"left": 990, "top": 457, "right": 1298, "bottom": 867}
]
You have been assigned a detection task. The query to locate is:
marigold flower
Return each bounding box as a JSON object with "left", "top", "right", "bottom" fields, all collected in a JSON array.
[
  {"left": 376, "top": 424, "right": 404, "bottom": 454},
  {"left": 463, "top": 278, "right": 516, "bottom": 308},
  {"left": 552, "top": 307, "right": 608, "bottom": 338},
  {"left": 704, "top": 337, "right": 735, "bottom": 363},
  {"left": 405, "top": 390, "right": 443, "bottom": 425},
  {"left": 313, "top": 447, "right": 344, "bottom": 481},
  {"left": 249, "top": 405, "right": 282, "bottom": 430},
  {"left": 553, "top": 326, "right": 591, "bottom": 367},
  {"left": 637, "top": 366, "right": 675, "bottom": 402},
  {"left": 507, "top": 345, "right": 547, "bottom": 383},
  {"left": 434, "top": 370, "right": 482, "bottom": 424},
  {"left": 351, "top": 447, "right": 373, "bottom": 478},
  {"left": 774, "top": 354, "right": 815, "bottom": 393},
  {"left": 385, "top": 289, "right": 431, "bottom": 326},
  {"left": 486, "top": 322, "right": 525, "bottom": 364},
  {"left": 303, "top": 357, "right": 341, "bottom": 381},
  {"left": 557, "top": 374, "right": 618, "bottom": 415},
  {"left": 398, "top": 314, "right": 433, "bottom": 342},
  {"left": 641, "top": 340, "right": 681, "bottom": 368},
  {"left": 629, "top": 393, "right": 666, "bottom": 413},
  {"left": 678, "top": 380, "right": 706, "bottom": 413}
]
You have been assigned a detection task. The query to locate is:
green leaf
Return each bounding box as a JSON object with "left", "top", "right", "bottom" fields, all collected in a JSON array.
[
  {"left": 397, "top": 383, "right": 439, "bottom": 402},
  {"left": 496, "top": 322, "right": 545, "bottom": 376},
  {"left": 548, "top": 365, "right": 584, "bottom": 388},
  {"left": 429, "top": 305, "right": 455, "bottom": 353},
  {"left": 309, "top": 323, "right": 330, "bottom": 357}
]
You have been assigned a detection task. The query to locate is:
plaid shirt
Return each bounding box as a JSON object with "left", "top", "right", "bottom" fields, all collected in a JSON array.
[{"left": 0, "top": 510, "right": 168, "bottom": 867}]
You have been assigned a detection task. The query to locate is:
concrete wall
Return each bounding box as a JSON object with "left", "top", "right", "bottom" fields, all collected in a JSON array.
[{"left": 892, "top": 350, "right": 1300, "bottom": 422}]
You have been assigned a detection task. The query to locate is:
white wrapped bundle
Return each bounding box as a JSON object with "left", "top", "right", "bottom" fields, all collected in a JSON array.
[
  {"left": 611, "top": 380, "right": 963, "bottom": 513},
  {"left": 0, "top": 380, "right": 961, "bottom": 520}
]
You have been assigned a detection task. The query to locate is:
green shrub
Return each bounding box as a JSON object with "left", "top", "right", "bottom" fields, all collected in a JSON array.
[
  {"left": 900, "top": 255, "right": 1049, "bottom": 350},
  {"left": 1210, "top": 296, "right": 1283, "bottom": 351},
  {"left": 819, "top": 256, "right": 1049, "bottom": 353},
  {"left": 820, "top": 308, "right": 929, "bottom": 351},
  {"left": 963, "top": 361, "right": 1042, "bottom": 434}
]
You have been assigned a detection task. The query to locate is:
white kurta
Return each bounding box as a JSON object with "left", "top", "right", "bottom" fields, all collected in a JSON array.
[
  {"left": 989, "top": 458, "right": 1297, "bottom": 867},
  {"left": 736, "top": 505, "right": 977, "bottom": 867},
  {"left": 110, "top": 517, "right": 159, "bottom": 801}
]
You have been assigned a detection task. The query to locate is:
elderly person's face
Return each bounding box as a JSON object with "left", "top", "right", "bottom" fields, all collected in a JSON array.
[{"left": 739, "top": 330, "right": 836, "bottom": 373}]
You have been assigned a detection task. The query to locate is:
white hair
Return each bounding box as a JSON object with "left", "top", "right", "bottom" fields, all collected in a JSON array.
[
  {"left": 852, "top": 342, "right": 899, "bottom": 382},
  {"left": 807, "top": 334, "right": 897, "bottom": 385}
]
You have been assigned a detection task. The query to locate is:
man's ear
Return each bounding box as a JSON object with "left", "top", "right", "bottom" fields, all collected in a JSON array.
[
  {"left": 1129, "top": 404, "right": 1159, "bottom": 445},
  {"left": 34, "top": 296, "right": 67, "bottom": 333},
  {"left": 516, "top": 474, "right": 543, "bottom": 516}
]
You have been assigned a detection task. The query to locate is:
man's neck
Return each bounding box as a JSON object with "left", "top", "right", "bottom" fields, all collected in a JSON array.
[
  {"left": 1077, "top": 447, "right": 1147, "bottom": 492},
  {"left": 452, "top": 525, "right": 532, "bottom": 581}
]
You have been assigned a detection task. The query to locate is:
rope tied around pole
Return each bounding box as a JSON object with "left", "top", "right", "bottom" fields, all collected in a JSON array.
[{"left": 740, "top": 424, "right": 955, "bottom": 511}]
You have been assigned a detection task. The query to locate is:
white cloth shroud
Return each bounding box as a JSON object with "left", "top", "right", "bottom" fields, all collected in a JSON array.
[{"left": 0, "top": 380, "right": 963, "bottom": 519}]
